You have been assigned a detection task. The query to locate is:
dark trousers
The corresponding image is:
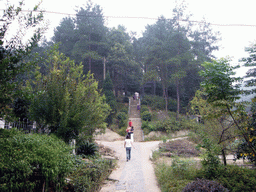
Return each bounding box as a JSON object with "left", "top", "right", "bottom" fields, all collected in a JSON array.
[{"left": 126, "top": 147, "right": 131, "bottom": 160}]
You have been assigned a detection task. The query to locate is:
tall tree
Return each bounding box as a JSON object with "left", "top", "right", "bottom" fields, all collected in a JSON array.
[
  {"left": 240, "top": 43, "right": 256, "bottom": 94},
  {"left": 72, "top": 1, "right": 108, "bottom": 82},
  {"left": 52, "top": 17, "right": 78, "bottom": 58},
  {"left": 107, "top": 26, "right": 142, "bottom": 96},
  {"left": 0, "top": 1, "right": 44, "bottom": 118},
  {"left": 51, "top": 1, "right": 108, "bottom": 85},
  {"left": 139, "top": 3, "right": 219, "bottom": 114}
]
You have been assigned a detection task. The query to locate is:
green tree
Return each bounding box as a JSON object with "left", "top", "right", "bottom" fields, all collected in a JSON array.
[
  {"left": 199, "top": 58, "right": 256, "bottom": 159},
  {"left": 52, "top": 17, "right": 78, "bottom": 58},
  {"left": 51, "top": 1, "right": 108, "bottom": 85},
  {"left": 0, "top": 1, "right": 44, "bottom": 118},
  {"left": 103, "top": 72, "right": 116, "bottom": 125},
  {"left": 139, "top": 3, "right": 219, "bottom": 115},
  {"left": 107, "top": 26, "right": 142, "bottom": 96},
  {"left": 72, "top": 1, "right": 108, "bottom": 82},
  {"left": 190, "top": 88, "right": 238, "bottom": 165},
  {"left": 240, "top": 43, "right": 256, "bottom": 94},
  {"left": 26, "top": 45, "right": 110, "bottom": 142}
]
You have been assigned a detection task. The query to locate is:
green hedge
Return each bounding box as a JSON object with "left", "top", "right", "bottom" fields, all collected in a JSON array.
[
  {"left": 68, "top": 157, "right": 115, "bottom": 192},
  {"left": 141, "top": 95, "right": 165, "bottom": 110},
  {"left": 141, "top": 111, "right": 152, "bottom": 121},
  {"left": 0, "top": 129, "right": 73, "bottom": 192}
]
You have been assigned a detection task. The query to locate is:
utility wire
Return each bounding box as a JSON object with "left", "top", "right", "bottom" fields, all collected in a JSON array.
[{"left": 1, "top": 9, "right": 256, "bottom": 27}]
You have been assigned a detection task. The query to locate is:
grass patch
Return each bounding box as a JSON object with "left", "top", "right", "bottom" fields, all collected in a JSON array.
[{"left": 155, "top": 158, "right": 198, "bottom": 192}]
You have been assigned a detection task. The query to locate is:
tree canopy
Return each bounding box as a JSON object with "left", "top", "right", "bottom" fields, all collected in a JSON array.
[
  {"left": 0, "top": 1, "right": 44, "bottom": 118},
  {"left": 26, "top": 45, "right": 110, "bottom": 142}
]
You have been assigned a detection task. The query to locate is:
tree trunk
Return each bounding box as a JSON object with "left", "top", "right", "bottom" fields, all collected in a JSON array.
[
  {"left": 89, "top": 35, "right": 91, "bottom": 71},
  {"left": 163, "top": 87, "right": 168, "bottom": 112},
  {"left": 176, "top": 80, "right": 180, "bottom": 119},
  {"left": 221, "top": 148, "right": 227, "bottom": 166},
  {"left": 114, "top": 70, "right": 118, "bottom": 97},
  {"left": 153, "top": 81, "right": 156, "bottom": 95}
]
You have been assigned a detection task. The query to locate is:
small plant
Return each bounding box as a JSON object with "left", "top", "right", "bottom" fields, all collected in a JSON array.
[
  {"left": 182, "top": 178, "right": 229, "bottom": 192},
  {"left": 141, "top": 111, "right": 152, "bottom": 121},
  {"left": 76, "top": 141, "right": 98, "bottom": 156}
]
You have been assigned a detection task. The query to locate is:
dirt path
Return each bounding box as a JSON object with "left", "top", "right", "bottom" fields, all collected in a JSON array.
[
  {"left": 98, "top": 140, "right": 161, "bottom": 192},
  {"left": 97, "top": 97, "right": 161, "bottom": 191}
]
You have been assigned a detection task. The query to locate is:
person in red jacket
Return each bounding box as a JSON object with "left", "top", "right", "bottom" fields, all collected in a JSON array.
[{"left": 129, "top": 120, "right": 132, "bottom": 127}]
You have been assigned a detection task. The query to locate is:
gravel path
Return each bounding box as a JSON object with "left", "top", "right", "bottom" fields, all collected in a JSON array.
[{"left": 98, "top": 140, "right": 161, "bottom": 192}]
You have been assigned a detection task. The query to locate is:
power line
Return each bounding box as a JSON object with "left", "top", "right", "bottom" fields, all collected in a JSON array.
[{"left": 1, "top": 9, "right": 256, "bottom": 27}]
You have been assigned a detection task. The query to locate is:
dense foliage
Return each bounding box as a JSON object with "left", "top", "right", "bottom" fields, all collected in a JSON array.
[
  {"left": 26, "top": 46, "right": 110, "bottom": 142},
  {"left": 0, "top": 1, "right": 44, "bottom": 118},
  {"left": 103, "top": 72, "right": 117, "bottom": 125},
  {"left": 0, "top": 129, "right": 73, "bottom": 192},
  {"left": 154, "top": 144, "right": 256, "bottom": 192},
  {"left": 68, "top": 157, "right": 114, "bottom": 192}
]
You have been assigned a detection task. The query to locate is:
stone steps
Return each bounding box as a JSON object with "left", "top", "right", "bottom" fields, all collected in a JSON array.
[{"left": 129, "top": 98, "right": 143, "bottom": 142}]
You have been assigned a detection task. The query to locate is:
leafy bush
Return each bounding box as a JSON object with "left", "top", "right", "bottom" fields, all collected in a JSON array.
[
  {"left": 68, "top": 158, "right": 115, "bottom": 192},
  {"left": 76, "top": 141, "right": 98, "bottom": 157},
  {"left": 141, "top": 95, "right": 165, "bottom": 110},
  {"left": 182, "top": 178, "right": 229, "bottom": 192},
  {"left": 141, "top": 121, "right": 155, "bottom": 131},
  {"left": 123, "top": 96, "right": 129, "bottom": 103},
  {"left": 0, "top": 129, "right": 73, "bottom": 192},
  {"left": 120, "top": 106, "right": 128, "bottom": 114},
  {"left": 117, "top": 126, "right": 127, "bottom": 136},
  {"left": 168, "top": 98, "right": 177, "bottom": 112},
  {"left": 116, "top": 112, "right": 128, "bottom": 128},
  {"left": 197, "top": 135, "right": 221, "bottom": 179},
  {"left": 214, "top": 165, "right": 256, "bottom": 192},
  {"left": 141, "top": 111, "right": 152, "bottom": 121},
  {"left": 140, "top": 105, "right": 149, "bottom": 114}
]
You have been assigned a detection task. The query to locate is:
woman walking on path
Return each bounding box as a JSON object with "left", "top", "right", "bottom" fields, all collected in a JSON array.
[{"left": 124, "top": 135, "right": 135, "bottom": 161}]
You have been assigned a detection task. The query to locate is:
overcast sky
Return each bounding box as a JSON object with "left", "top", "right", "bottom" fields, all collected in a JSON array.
[{"left": 2, "top": 0, "right": 256, "bottom": 76}]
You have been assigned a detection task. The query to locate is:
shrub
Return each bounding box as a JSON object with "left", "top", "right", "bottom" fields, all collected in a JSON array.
[
  {"left": 141, "top": 99, "right": 148, "bottom": 105},
  {"left": 141, "top": 95, "right": 165, "bottom": 110},
  {"left": 152, "top": 116, "right": 201, "bottom": 133},
  {"left": 76, "top": 141, "right": 98, "bottom": 157},
  {"left": 141, "top": 111, "right": 152, "bottom": 121},
  {"left": 140, "top": 105, "right": 149, "bottom": 114},
  {"left": 182, "top": 178, "right": 229, "bottom": 192},
  {"left": 120, "top": 107, "right": 128, "bottom": 114},
  {"left": 215, "top": 165, "right": 256, "bottom": 192},
  {"left": 116, "top": 112, "right": 128, "bottom": 128},
  {"left": 141, "top": 121, "right": 155, "bottom": 132},
  {"left": 0, "top": 129, "right": 73, "bottom": 192},
  {"left": 123, "top": 96, "right": 129, "bottom": 103},
  {"left": 117, "top": 126, "right": 127, "bottom": 136},
  {"left": 197, "top": 135, "right": 221, "bottom": 179},
  {"left": 68, "top": 158, "right": 115, "bottom": 192},
  {"left": 168, "top": 98, "right": 177, "bottom": 112}
]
